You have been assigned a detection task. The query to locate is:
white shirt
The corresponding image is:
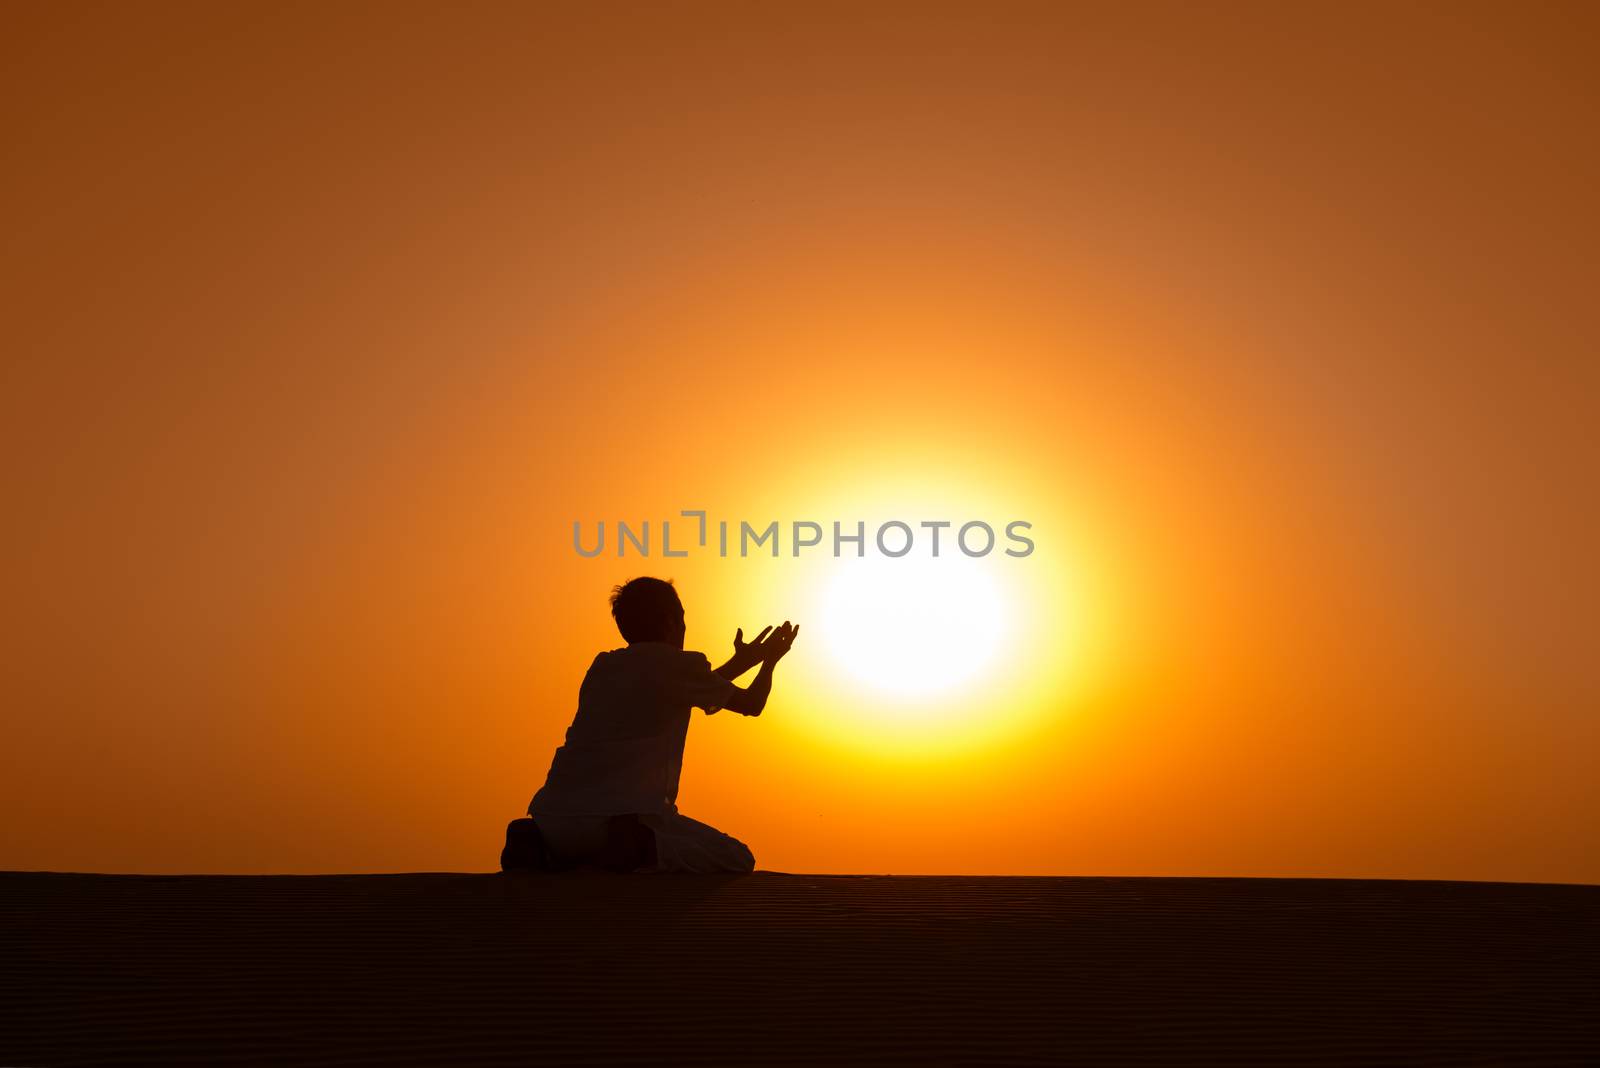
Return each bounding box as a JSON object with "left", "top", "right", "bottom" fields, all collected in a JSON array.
[{"left": 528, "top": 642, "right": 737, "bottom": 818}]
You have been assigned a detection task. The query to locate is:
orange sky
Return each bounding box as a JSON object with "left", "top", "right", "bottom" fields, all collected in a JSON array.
[{"left": 3, "top": 2, "right": 1597, "bottom": 881}]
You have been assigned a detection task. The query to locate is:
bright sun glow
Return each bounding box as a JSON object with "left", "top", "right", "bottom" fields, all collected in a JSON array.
[{"left": 818, "top": 554, "right": 1009, "bottom": 699}]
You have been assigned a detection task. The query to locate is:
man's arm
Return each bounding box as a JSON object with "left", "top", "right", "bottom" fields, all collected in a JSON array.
[
  {"left": 714, "top": 625, "right": 774, "bottom": 681},
  {"left": 713, "top": 656, "right": 754, "bottom": 682},
  {"left": 719, "top": 621, "right": 798, "bottom": 716},
  {"left": 721, "top": 659, "right": 775, "bottom": 716}
]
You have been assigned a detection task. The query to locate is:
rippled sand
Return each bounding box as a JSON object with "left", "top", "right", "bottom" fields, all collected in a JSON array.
[{"left": 4, "top": 871, "right": 1596, "bottom": 1064}]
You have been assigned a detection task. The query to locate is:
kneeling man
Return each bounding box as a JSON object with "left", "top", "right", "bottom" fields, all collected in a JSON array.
[{"left": 508, "top": 577, "right": 797, "bottom": 873}]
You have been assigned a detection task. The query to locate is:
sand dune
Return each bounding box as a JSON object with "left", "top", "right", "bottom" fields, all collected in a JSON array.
[{"left": 2, "top": 871, "right": 1596, "bottom": 1065}]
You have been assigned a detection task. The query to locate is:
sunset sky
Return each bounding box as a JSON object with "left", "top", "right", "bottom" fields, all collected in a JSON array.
[{"left": 3, "top": 3, "right": 1596, "bottom": 881}]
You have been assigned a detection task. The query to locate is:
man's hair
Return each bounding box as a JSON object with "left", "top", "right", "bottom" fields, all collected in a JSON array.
[{"left": 609, "top": 576, "right": 682, "bottom": 643}]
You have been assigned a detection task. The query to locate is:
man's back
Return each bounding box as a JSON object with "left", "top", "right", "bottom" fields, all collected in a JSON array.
[
  {"left": 563, "top": 643, "right": 733, "bottom": 745},
  {"left": 530, "top": 642, "right": 734, "bottom": 818}
]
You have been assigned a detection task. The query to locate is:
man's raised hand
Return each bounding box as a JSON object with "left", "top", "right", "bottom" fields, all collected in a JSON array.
[
  {"left": 732, "top": 625, "right": 774, "bottom": 671},
  {"left": 760, "top": 621, "right": 800, "bottom": 665}
]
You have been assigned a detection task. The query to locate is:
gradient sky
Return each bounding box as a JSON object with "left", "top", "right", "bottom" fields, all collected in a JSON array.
[{"left": 3, "top": 2, "right": 1596, "bottom": 880}]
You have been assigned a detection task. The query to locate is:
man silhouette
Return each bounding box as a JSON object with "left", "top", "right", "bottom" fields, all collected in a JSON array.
[{"left": 502, "top": 577, "right": 798, "bottom": 873}]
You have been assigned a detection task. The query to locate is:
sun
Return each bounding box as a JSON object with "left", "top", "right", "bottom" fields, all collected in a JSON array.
[{"left": 816, "top": 553, "right": 1009, "bottom": 700}]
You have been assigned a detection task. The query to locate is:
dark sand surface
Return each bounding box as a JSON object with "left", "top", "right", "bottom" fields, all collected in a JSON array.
[{"left": 3, "top": 871, "right": 1596, "bottom": 1065}]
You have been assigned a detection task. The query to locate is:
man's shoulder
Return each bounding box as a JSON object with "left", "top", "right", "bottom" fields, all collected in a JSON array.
[
  {"left": 580, "top": 647, "right": 628, "bottom": 681},
  {"left": 663, "top": 649, "right": 716, "bottom": 677},
  {"left": 616, "top": 643, "right": 710, "bottom": 661},
  {"left": 597, "top": 644, "right": 713, "bottom": 673}
]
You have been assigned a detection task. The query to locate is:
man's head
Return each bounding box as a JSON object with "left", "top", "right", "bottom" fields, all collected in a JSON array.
[{"left": 609, "top": 576, "right": 686, "bottom": 648}]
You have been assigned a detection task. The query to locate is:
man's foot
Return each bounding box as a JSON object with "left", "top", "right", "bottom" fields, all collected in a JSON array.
[{"left": 499, "top": 818, "right": 551, "bottom": 872}]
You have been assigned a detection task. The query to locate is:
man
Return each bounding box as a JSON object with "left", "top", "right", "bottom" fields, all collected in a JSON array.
[{"left": 502, "top": 577, "right": 798, "bottom": 873}]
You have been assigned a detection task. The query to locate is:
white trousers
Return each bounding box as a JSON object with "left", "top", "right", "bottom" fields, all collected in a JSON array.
[{"left": 535, "top": 811, "right": 755, "bottom": 873}]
